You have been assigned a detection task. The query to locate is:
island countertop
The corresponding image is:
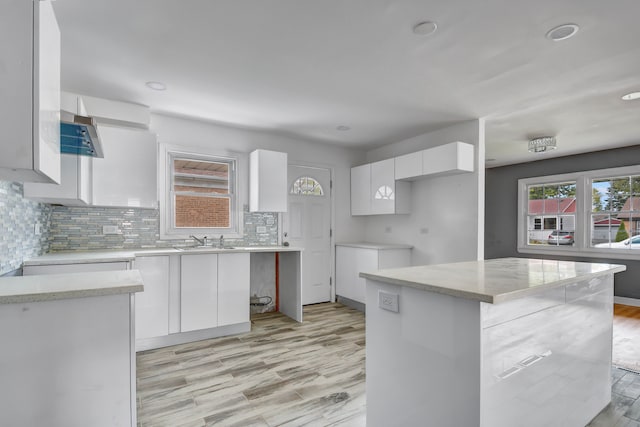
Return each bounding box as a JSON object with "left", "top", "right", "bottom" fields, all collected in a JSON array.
[
  {"left": 0, "top": 270, "right": 144, "bottom": 304},
  {"left": 359, "top": 257, "right": 626, "bottom": 303}
]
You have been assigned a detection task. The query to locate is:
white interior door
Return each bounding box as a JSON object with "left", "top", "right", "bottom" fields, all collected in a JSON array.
[{"left": 284, "top": 165, "right": 331, "bottom": 305}]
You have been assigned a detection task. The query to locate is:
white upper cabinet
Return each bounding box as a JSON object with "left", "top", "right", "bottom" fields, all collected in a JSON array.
[
  {"left": 394, "top": 142, "right": 474, "bottom": 182},
  {"left": 24, "top": 154, "right": 92, "bottom": 205},
  {"left": 0, "top": 0, "right": 60, "bottom": 183},
  {"left": 92, "top": 127, "right": 157, "bottom": 208},
  {"left": 250, "top": 149, "right": 288, "bottom": 212},
  {"left": 351, "top": 159, "right": 410, "bottom": 216},
  {"left": 422, "top": 141, "right": 474, "bottom": 177},
  {"left": 394, "top": 151, "right": 423, "bottom": 181},
  {"left": 350, "top": 164, "right": 372, "bottom": 216}
]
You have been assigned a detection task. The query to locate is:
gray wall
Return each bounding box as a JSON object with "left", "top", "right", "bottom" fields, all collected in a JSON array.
[
  {"left": 0, "top": 181, "right": 51, "bottom": 275},
  {"left": 485, "top": 145, "right": 640, "bottom": 299}
]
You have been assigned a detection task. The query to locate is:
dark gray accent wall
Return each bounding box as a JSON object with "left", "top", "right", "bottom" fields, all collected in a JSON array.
[{"left": 485, "top": 145, "right": 640, "bottom": 299}]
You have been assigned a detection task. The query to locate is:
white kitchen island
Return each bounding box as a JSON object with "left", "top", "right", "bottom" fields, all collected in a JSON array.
[
  {"left": 361, "top": 257, "right": 626, "bottom": 427},
  {"left": 0, "top": 270, "right": 143, "bottom": 427}
]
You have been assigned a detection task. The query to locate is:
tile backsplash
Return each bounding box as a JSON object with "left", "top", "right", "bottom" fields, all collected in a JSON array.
[
  {"left": 48, "top": 205, "right": 279, "bottom": 252},
  {"left": 0, "top": 181, "right": 51, "bottom": 275}
]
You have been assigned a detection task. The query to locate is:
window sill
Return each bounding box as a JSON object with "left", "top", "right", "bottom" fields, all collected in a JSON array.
[{"left": 517, "top": 245, "right": 640, "bottom": 261}]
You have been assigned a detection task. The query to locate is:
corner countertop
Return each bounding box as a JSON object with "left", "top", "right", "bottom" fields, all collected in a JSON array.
[
  {"left": 0, "top": 270, "right": 144, "bottom": 304},
  {"left": 336, "top": 242, "right": 413, "bottom": 250},
  {"left": 360, "top": 257, "right": 626, "bottom": 304},
  {"left": 23, "top": 246, "right": 303, "bottom": 266}
]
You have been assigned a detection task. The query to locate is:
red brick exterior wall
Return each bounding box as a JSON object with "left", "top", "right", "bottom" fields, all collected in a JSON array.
[{"left": 175, "top": 195, "right": 230, "bottom": 228}]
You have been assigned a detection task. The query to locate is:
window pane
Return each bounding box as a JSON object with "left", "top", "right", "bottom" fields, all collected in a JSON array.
[
  {"left": 169, "top": 154, "right": 235, "bottom": 231},
  {"left": 174, "top": 158, "right": 229, "bottom": 195},
  {"left": 527, "top": 181, "right": 576, "bottom": 247},
  {"left": 174, "top": 195, "right": 230, "bottom": 228},
  {"left": 290, "top": 176, "right": 324, "bottom": 196},
  {"left": 610, "top": 177, "right": 630, "bottom": 212}
]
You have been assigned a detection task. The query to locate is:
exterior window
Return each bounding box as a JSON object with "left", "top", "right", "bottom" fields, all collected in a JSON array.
[
  {"left": 290, "top": 176, "right": 324, "bottom": 196},
  {"left": 590, "top": 175, "right": 640, "bottom": 249},
  {"left": 164, "top": 150, "right": 238, "bottom": 236},
  {"left": 518, "top": 165, "right": 640, "bottom": 259},
  {"left": 525, "top": 182, "right": 576, "bottom": 246}
]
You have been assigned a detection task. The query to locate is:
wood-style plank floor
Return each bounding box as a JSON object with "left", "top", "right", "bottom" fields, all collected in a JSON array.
[
  {"left": 613, "top": 304, "right": 640, "bottom": 373},
  {"left": 137, "top": 302, "right": 640, "bottom": 426},
  {"left": 137, "top": 303, "right": 366, "bottom": 426}
]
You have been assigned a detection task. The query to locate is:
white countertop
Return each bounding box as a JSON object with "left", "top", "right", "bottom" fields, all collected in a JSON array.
[
  {"left": 360, "top": 257, "right": 626, "bottom": 303},
  {"left": 0, "top": 270, "right": 144, "bottom": 304},
  {"left": 336, "top": 242, "right": 413, "bottom": 250},
  {"left": 23, "top": 246, "right": 303, "bottom": 266}
]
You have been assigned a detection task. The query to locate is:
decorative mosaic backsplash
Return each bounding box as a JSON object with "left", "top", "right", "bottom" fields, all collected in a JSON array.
[
  {"left": 48, "top": 205, "right": 279, "bottom": 252},
  {"left": 0, "top": 181, "right": 52, "bottom": 275}
]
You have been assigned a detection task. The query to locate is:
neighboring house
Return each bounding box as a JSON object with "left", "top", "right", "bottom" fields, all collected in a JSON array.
[
  {"left": 616, "top": 196, "right": 640, "bottom": 237},
  {"left": 527, "top": 198, "right": 576, "bottom": 241},
  {"left": 592, "top": 218, "right": 621, "bottom": 243}
]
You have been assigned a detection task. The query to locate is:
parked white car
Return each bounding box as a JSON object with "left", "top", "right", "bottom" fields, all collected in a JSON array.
[{"left": 594, "top": 235, "right": 640, "bottom": 249}]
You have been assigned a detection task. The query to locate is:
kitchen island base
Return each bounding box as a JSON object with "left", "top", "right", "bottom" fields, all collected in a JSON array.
[{"left": 364, "top": 260, "right": 621, "bottom": 427}]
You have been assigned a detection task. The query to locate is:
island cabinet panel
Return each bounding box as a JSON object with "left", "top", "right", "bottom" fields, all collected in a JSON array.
[
  {"left": 0, "top": 293, "right": 135, "bottom": 427},
  {"left": 134, "top": 256, "right": 170, "bottom": 340},
  {"left": 364, "top": 261, "right": 620, "bottom": 427},
  {"left": 180, "top": 254, "right": 218, "bottom": 332}
]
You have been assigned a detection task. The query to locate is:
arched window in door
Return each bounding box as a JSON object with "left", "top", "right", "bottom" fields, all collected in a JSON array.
[{"left": 290, "top": 176, "right": 324, "bottom": 196}]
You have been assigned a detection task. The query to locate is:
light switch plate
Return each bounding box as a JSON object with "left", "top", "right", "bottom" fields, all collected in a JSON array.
[{"left": 379, "top": 291, "right": 399, "bottom": 313}]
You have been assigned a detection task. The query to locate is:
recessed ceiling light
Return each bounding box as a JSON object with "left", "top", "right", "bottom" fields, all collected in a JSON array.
[
  {"left": 145, "top": 81, "right": 166, "bottom": 91},
  {"left": 622, "top": 92, "right": 640, "bottom": 101},
  {"left": 413, "top": 21, "right": 438, "bottom": 36},
  {"left": 336, "top": 125, "right": 351, "bottom": 131},
  {"left": 545, "top": 24, "right": 579, "bottom": 41}
]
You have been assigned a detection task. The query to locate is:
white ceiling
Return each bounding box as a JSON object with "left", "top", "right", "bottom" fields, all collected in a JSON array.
[{"left": 52, "top": 0, "right": 640, "bottom": 167}]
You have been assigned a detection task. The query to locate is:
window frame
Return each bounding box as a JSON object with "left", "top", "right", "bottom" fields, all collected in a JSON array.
[
  {"left": 159, "top": 144, "right": 244, "bottom": 239},
  {"left": 518, "top": 164, "right": 640, "bottom": 260}
]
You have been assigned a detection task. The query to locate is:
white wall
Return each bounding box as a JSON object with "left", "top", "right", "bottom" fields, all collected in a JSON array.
[
  {"left": 363, "top": 120, "right": 485, "bottom": 265},
  {"left": 150, "top": 113, "right": 367, "bottom": 244}
]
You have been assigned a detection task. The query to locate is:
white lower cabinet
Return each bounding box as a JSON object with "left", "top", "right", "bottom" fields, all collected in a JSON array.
[
  {"left": 134, "top": 256, "right": 169, "bottom": 340},
  {"left": 23, "top": 261, "right": 130, "bottom": 275},
  {"left": 218, "top": 253, "right": 250, "bottom": 326},
  {"left": 336, "top": 244, "right": 411, "bottom": 304},
  {"left": 180, "top": 254, "right": 219, "bottom": 332}
]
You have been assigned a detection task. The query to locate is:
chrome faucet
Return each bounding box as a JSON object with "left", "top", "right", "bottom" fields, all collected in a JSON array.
[
  {"left": 189, "top": 235, "right": 207, "bottom": 246},
  {"left": 219, "top": 235, "right": 224, "bottom": 248}
]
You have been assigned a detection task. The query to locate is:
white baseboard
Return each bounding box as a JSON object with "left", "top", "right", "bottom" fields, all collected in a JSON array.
[{"left": 614, "top": 296, "right": 640, "bottom": 307}]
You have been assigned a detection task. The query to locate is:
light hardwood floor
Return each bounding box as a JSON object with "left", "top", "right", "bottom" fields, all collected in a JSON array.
[
  {"left": 137, "top": 303, "right": 640, "bottom": 426},
  {"left": 613, "top": 304, "right": 640, "bottom": 373},
  {"left": 137, "top": 303, "right": 366, "bottom": 426}
]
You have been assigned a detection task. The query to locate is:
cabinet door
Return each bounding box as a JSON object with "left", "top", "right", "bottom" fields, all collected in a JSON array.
[
  {"left": 0, "top": 0, "right": 60, "bottom": 184},
  {"left": 180, "top": 254, "right": 218, "bottom": 332},
  {"left": 92, "top": 127, "right": 157, "bottom": 208},
  {"left": 370, "top": 159, "right": 396, "bottom": 215},
  {"left": 336, "top": 246, "right": 377, "bottom": 304},
  {"left": 350, "top": 164, "right": 371, "bottom": 216},
  {"left": 24, "top": 154, "right": 92, "bottom": 205},
  {"left": 217, "top": 253, "right": 250, "bottom": 326},
  {"left": 395, "top": 151, "right": 422, "bottom": 181},
  {"left": 249, "top": 150, "right": 288, "bottom": 212},
  {"left": 134, "top": 256, "right": 169, "bottom": 340}
]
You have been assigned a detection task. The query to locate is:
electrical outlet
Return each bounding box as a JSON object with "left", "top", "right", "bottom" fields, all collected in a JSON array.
[
  {"left": 378, "top": 291, "right": 399, "bottom": 313},
  {"left": 102, "top": 225, "right": 119, "bottom": 235},
  {"left": 34, "top": 223, "right": 41, "bottom": 235}
]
